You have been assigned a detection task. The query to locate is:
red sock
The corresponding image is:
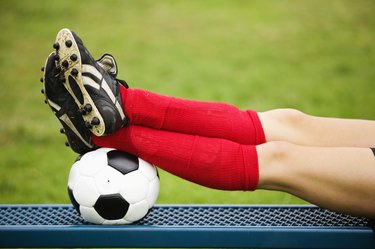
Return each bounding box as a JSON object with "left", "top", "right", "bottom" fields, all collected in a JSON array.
[
  {"left": 120, "top": 86, "right": 265, "bottom": 145},
  {"left": 92, "top": 126, "right": 259, "bottom": 191}
]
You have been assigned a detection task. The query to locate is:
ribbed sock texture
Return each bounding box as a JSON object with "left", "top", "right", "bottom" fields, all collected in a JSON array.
[
  {"left": 120, "top": 86, "right": 265, "bottom": 145},
  {"left": 92, "top": 126, "right": 259, "bottom": 190}
]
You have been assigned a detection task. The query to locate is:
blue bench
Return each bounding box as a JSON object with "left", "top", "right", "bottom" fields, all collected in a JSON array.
[{"left": 0, "top": 204, "right": 374, "bottom": 248}]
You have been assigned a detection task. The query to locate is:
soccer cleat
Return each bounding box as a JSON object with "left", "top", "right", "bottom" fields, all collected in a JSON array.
[
  {"left": 53, "top": 28, "right": 128, "bottom": 136},
  {"left": 42, "top": 52, "right": 97, "bottom": 154}
]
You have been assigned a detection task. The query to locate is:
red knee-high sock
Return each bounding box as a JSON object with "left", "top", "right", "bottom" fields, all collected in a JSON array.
[
  {"left": 92, "top": 126, "right": 259, "bottom": 190},
  {"left": 120, "top": 86, "right": 265, "bottom": 145}
]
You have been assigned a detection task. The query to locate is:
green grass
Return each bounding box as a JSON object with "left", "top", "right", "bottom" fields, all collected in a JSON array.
[{"left": 1, "top": 0, "right": 375, "bottom": 206}]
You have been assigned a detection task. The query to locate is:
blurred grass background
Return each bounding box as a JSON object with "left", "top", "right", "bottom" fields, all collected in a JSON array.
[{"left": 1, "top": 0, "right": 375, "bottom": 206}]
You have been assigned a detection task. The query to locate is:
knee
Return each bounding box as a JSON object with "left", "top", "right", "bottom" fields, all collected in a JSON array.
[
  {"left": 270, "top": 108, "right": 308, "bottom": 125},
  {"left": 259, "top": 108, "right": 310, "bottom": 142},
  {"left": 256, "top": 141, "right": 296, "bottom": 190},
  {"left": 258, "top": 140, "right": 294, "bottom": 163}
]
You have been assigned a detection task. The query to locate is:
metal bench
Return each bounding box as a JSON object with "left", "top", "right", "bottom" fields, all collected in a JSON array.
[{"left": 0, "top": 204, "right": 374, "bottom": 248}]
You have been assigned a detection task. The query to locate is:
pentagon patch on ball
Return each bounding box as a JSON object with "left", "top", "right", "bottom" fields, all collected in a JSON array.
[{"left": 67, "top": 148, "right": 160, "bottom": 225}]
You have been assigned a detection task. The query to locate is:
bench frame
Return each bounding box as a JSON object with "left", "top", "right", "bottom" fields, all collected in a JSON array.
[{"left": 0, "top": 204, "right": 374, "bottom": 248}]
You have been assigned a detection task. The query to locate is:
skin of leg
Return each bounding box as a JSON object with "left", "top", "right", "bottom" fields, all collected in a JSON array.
[
  {"left": 258, "top": 109, "right": 375, "bottom": 147},
  {"left": 257, "top": 141, "right": 375, "bottom": 218}
]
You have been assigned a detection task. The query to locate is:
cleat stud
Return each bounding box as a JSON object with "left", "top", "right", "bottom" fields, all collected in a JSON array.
[
  {"left": 41, "top": 66, "right": 44, "bottom": 72},
  {"left": 53, "top": 42, "right": 60, "bottom": 50},
  {"left": 91, "top": 117, "right": 100, "bottom": 126},
  {"left": 54, "top": 53, "right": 60, "bottom": 61},
  {"left": 65, "top": 40, "right": 72, "bottom": 47},
  {"left": 70, "top": 54, "right": 78, "bottom": 61},
  {"left": 59, "top": 74, "right": 66, "bottom": 83},
  {"left": 71, "top": 68, "right": 78, "bottom": 77},
  {"left": 65, "top": 141, "right": 70, "bottom": 147},
  {"left": 85, "top": 122, "right": 92, "bottom": 129},
  {"left": 44, "top": 99, "right": 48, "bottom": 104},
  {"left": 84, "top": 104, "right": 92, "bottom": 113},
  {"left": 62, "top": 60, "right": 69, "bottom": 68},
  {"left": 78, "top": 109, "right": 87, "bottom": 115},
  {"left": 55, "top": 66, "right": 61, "bottom": 74},
  {"left": 60, "top": 128, "right": 65, "bottom": 134},
  {"left": 41, "top": 89, "right": 45, "bottom": 94},
  {"left": 40, "top": 77, "right": 44, "bottom": 83}
]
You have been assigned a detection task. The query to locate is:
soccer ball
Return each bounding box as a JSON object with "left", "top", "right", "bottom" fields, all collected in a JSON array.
[{"left": 67, "top": 148, "right": 159, "bottom": 225}]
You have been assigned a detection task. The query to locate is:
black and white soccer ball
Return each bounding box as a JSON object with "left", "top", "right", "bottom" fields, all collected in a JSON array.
[{"left": 67, "top": 148, "right": 159, "bottom": 225}]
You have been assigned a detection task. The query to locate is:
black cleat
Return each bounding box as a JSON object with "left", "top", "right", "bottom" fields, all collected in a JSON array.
[
  {"left": 52, "top": 28, "right": 128, "bottom": 136},
  {"left": 42, "top": 52, "right": 97, "bottom": 154}
]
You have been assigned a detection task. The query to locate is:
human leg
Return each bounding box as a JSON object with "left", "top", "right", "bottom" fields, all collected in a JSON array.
[
  {"left": 50, "top": 28, "right": 266, "bottom": 145},
  {"left": 257, "top": 141, "right": 375, "bottom": 218},
  {"left": 92, "top": 125, "right": 259, "bottom": 191},
  {"left": 259, "top": 109, "right": 375, "bottom": 147},
  {"left": 93, "top": 126, "right": 375, "bottom": 217}
]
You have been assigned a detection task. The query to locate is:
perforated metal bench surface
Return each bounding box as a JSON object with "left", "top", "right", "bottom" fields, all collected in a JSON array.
[{"left": 0, "top": 204, "right": 374, "bottom": 248}]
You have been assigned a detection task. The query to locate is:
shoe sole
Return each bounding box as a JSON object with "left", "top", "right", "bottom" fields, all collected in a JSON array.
[
  {"left": 42, "top": 52, "right": 58, "bottom": 110},
  {"left": 42, "top": 53, "right": 95, "bottom": 153},
  {"left": 54, "top": 28, "right": 105, "bottom": 136}
]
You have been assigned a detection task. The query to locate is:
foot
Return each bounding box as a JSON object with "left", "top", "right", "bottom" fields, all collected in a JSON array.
[
  {"left": 41, "top": 52, "right": 97, "bottom": 154},
  {"left": 52, "top": 28, "right": 128, "bottom": 136}
]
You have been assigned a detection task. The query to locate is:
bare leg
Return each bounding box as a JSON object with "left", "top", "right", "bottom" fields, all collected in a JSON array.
[
  {"left": 258, "top": 109, "right": 375, "bottom": 147},
  {"left": 257, "top": 141, "right": 375, "bottom": 218}
]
